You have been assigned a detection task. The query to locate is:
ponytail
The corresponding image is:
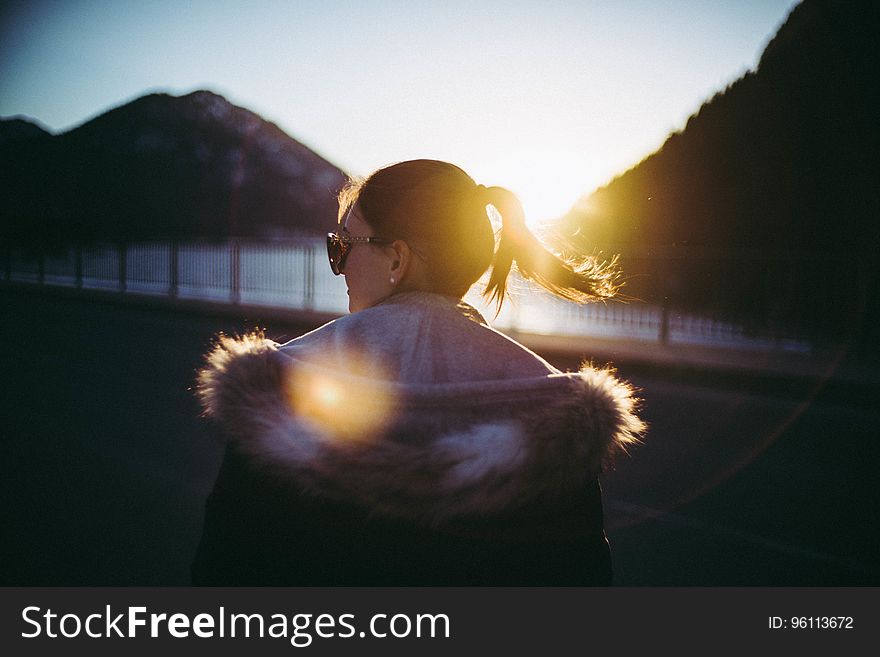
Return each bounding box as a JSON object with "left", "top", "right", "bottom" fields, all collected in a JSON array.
[
  {"left": 338, "top": 160, "right": 619, "bottom": 309},
  {"left": 481, "top": 186, "right": 620, "bottom": 310}
]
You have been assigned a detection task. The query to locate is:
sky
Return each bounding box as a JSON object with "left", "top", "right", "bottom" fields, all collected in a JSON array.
[{"left": 0, "top": 0, "right": 800, "bottom": 225}]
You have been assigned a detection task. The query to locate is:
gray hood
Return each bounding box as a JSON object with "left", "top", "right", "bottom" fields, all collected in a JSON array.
[{"left": 197, "top": 292, "right": 645, "bottom": 522}]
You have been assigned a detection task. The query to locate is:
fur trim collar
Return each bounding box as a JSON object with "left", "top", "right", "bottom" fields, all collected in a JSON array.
[{"left": 197, "top": 332, "right": 644, "bottom": 522}]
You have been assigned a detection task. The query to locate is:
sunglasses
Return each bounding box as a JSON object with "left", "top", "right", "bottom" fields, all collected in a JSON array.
[{"left": 326, "top": 232, "right": 393, "bottom": 275}]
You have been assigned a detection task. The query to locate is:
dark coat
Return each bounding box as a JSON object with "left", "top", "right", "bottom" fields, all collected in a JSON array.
[{"left": 192, "top": 293, "right": 644, "bottom": 585}]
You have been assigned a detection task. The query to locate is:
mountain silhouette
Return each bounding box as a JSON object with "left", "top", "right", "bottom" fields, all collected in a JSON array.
[
  {"left": 0, "top": 117, "right": 51, "bottom": 144},
  {"left": 0, "top": 90, "right": 347, "bottom": 245},
  {"left": 560, "top": 0, "right": 878, "bottom": 350}
]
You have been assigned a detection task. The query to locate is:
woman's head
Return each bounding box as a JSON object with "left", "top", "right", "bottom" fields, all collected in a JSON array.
[{"left": 331, "top": 159, "right": 619, "bottom": 312}]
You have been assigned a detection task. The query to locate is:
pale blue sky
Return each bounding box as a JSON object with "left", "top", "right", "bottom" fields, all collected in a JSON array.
[{"left": 0, "top": 0, "right": 800, "bottom": 223}]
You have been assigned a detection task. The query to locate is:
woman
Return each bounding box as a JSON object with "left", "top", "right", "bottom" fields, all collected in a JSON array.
[{"left": 193, "top": 159, "right": 644, "bottom": 585}]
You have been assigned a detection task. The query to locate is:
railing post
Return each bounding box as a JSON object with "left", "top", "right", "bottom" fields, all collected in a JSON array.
[
  {"left": 75, "top": 244, "right": 83, "bottom": 289},
  {"left": 230, "top": 238, "right": 241, "bottom": 304},
  {"left": 118, "top": 242, "right": 127, "bottom": 294},
  {"left": 303, "top": 242, "right": 315, "bottom": 310},
  {"left": 659, "top": 300, "right": 670, "bottom": 344},
  {"left": 169, "top": 241, "right": 179, "bottom": 298},
  {"left": 509, "top": 295, "right": 520, "bottom": 334}
]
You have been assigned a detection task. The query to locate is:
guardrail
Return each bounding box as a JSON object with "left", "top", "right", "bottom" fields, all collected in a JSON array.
[{"left": 3, "top": 238, "right": 811, "bottom": 353}]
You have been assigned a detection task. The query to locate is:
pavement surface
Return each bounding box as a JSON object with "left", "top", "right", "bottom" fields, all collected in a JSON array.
[{"left": 1, "top": 285, "right": 877, "bottom": 585}]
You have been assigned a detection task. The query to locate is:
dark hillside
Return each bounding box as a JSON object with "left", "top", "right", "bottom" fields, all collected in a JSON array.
[
  {"left": 561, "top": 0, "right": 879, "bottom": 352},
  {"left": 0, "top": 90, "right": 347, "bottom": 245}
]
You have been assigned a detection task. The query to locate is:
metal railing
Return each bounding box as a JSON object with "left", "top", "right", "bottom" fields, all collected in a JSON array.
[{"left": 3, "top": 238, "right": 812, "bottom": 352}]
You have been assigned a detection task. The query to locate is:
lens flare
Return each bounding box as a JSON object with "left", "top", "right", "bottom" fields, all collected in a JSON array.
[{"left": 284, "top": 349, "right": 397, "bottom": 444}]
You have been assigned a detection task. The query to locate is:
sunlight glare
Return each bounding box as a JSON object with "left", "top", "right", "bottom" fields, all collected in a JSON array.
[
  {"left": 285, "top": 350, "right": 397, "bottom": 444},
  {"left": 467, "top": 149, "right": 611, "bottom": 231}
]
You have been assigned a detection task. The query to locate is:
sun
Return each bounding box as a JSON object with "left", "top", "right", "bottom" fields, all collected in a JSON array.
[
  {"left": 517, "top": 181, "right": 580, "bottom": 230},
  {"left": 472, "top": 152, "right": 607, "bottom": 232}
]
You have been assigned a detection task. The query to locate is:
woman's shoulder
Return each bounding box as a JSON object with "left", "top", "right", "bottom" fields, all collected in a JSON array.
[
  {"left": 285, "top": 291, "right": 485, "bottom": 341},
  {"left": 279, "top": 291, "right": 558, "bottom": 383}
]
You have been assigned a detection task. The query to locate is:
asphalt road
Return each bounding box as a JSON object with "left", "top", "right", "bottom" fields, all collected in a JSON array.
[{"left": 1, "top": 287, "right": 877, "bottom": 585}]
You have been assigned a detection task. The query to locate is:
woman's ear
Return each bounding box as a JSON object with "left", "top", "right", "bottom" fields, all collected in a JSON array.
[{"left": 388, "top": 240, "right": 412, "bottom": 282}]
